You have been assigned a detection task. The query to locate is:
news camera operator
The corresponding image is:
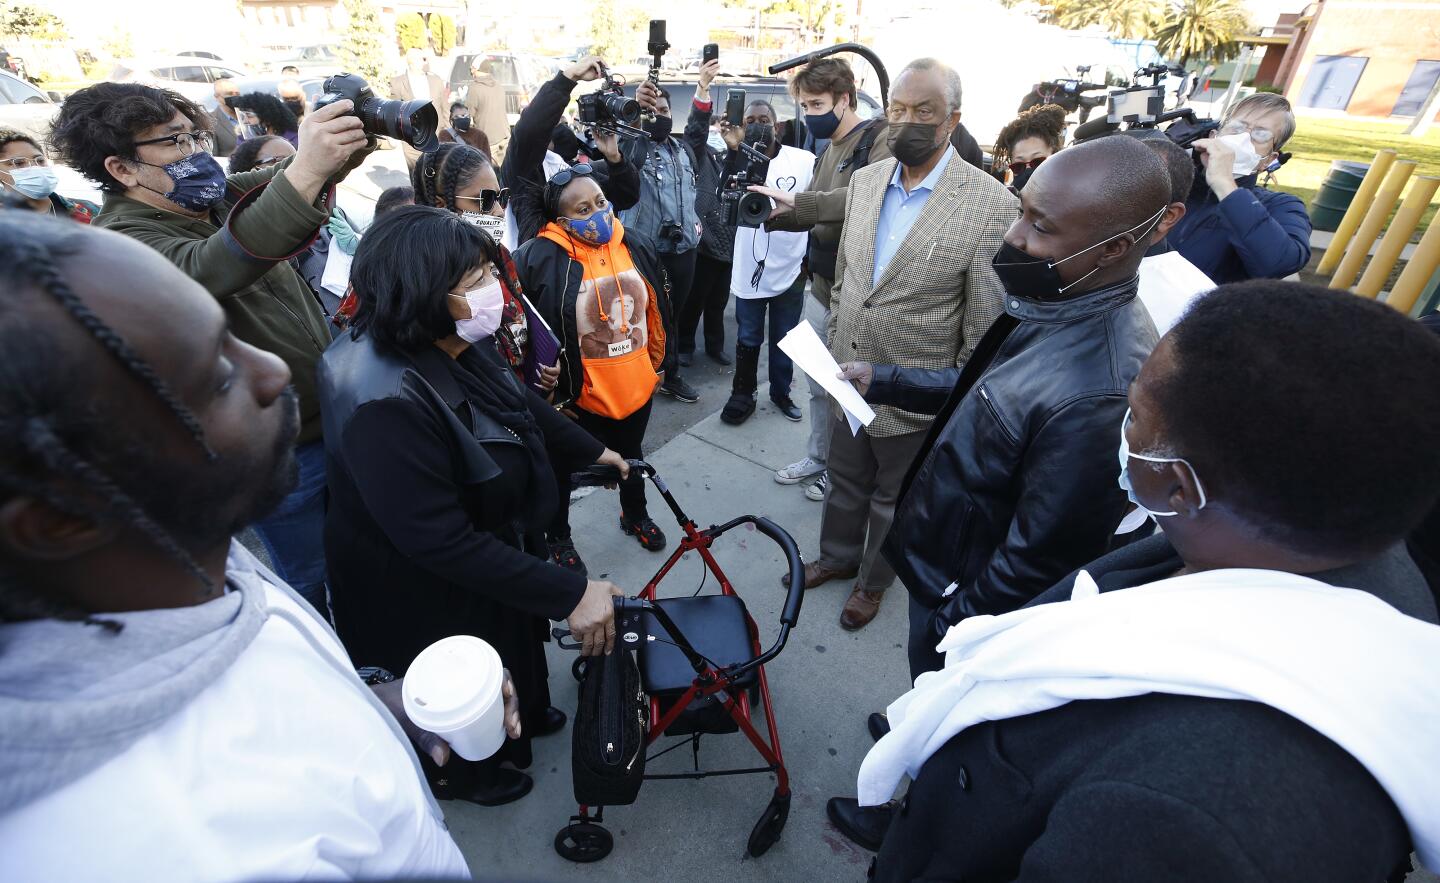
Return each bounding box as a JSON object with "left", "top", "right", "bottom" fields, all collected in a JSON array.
[
  {"left": 757, "top": 56, "right": 892, "bottom": 497},
  {"left": 1170, "top": 93, "right": 1312, "bottom": 284},
  {"left": 501, "top": 55, "right": 644, "bottom": 246},
  {"left": 50, "top": 81, "right": 376, "bottom": 614}
]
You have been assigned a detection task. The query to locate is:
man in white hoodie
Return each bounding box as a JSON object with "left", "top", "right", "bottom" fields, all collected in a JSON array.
[{"left": 0, "top": 216, "right": 510, "bottom": 881}]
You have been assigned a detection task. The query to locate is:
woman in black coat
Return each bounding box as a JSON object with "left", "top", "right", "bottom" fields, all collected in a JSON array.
[{"left": 319, "top": 206, "right": 629, "bottom": 806}]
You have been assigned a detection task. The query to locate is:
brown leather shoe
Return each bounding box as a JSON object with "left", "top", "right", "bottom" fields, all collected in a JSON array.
[
  {"left": 782, "top": 560, "right": 859, "bottom": 591},
  {"left": 840, "top": 586, "right": 884, "bottom": 631}
]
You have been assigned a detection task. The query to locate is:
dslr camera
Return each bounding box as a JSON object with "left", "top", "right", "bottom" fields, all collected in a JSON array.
[
  {"left": 720, "top": 129, "right": 774, "bottom": 228},
  {"left": 315, "top": 73, "right": 439, "bottom": 153},
  {"left": 577, "top": 63, "right": 642, "bottom": 132}
]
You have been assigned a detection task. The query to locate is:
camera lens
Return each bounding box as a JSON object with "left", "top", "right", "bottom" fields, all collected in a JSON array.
[
  {"left": 736, "top": 191, "right": 771, "bottom": 228},
  {"left": 601, "top": 93, "right": 641, "bottom": 125},
  {"left": 364, "top": 97, "right": 440, "bottom": 153}
]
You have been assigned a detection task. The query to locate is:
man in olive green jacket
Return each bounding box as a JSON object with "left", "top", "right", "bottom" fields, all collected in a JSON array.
[
  {"left": 50, "top": 81, "right": 374, "bottom": 613},
  {"left": 751, "top": 56, "right": 892, "bottom": 501}
]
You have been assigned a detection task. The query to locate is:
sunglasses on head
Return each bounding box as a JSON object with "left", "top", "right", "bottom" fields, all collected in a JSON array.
[
  {"left": 457, "top": 188, "right": 510, "bottom": 212},
  {"left": 548, "top": 162, "right": 594, "bottom": 188}
]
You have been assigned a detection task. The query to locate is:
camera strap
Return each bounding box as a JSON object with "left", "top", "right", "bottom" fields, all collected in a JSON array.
[{"left": 837, "top": 119, "right": 884, "bottom": 174}]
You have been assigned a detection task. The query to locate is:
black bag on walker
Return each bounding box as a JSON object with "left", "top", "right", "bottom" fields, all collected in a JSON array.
[{"left": 572, "top": 646, "right": 648, "bottom": 806}]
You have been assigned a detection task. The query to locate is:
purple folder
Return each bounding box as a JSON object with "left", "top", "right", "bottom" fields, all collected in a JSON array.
[{"left": 520, "top": 292, "right": 562, "bottom": 392}]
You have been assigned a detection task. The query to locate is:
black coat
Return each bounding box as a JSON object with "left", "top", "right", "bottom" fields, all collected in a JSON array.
[
  {"left": 503, "top": 71, "right": 642, "bottom": 246},
  {"left": 873, "top": 535, "right": 1435, "bottom": 883},
  {"left": 875, "top": 277, "right": 1157, "bottom": 640},
  {"left": 318, "top": 333, "right": 603, "bottom": 747},
  {"left": 511, "top": 227, "right": 675, "bottom": 407}
]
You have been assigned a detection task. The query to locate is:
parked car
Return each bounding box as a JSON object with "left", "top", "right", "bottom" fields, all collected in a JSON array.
[
  {"left": 109, "top": 56, "right": 250, "bottom": 105},
  {"left": 440, "top": 51, "right": 554, "bottom": 125},
  {"left": 267, "top": 44, "right": 343, "bottom": 78},
  {"left": 0, "top": 68, "right": 58, "bottom": 142}
]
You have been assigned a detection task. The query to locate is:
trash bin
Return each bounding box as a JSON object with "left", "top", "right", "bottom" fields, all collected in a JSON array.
[{"left": 1309, "top": 160, "right": 1371, "bottom": 232}]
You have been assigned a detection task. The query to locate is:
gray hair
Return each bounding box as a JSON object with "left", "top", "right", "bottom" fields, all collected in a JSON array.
[
  {"left": 1227, "top": 92, "right": 1296, "bottom": 149},
  {"left": 899, "top": 57, "right": 963, "bottom": 113}
]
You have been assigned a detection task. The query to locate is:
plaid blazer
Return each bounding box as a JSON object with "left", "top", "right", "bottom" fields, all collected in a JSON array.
[{"left": 828, "top": 152, "right": 1018, "bottom": 436}]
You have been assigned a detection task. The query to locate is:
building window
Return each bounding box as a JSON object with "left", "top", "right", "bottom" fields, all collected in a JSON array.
[
  {"left": 1394, "top": 60, "right": 1440, "bottom": 117},
  {"left": 1298, "top": 55, "right": 1369, "bottom": 111}
]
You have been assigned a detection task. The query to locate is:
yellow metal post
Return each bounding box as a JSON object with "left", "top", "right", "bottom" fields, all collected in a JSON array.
[
  {"left": 1317, "top": 149, "right": 1397, "bottom": 276},
  {"left": 1387, "top": 219, "right": 1440, "bottom": 314},
  {"left": 1330, "top": 160, "right": 1417, "bottom": 291},
  {"left": 1356, "top": 176, "right": 1440, "bottom": 298}
]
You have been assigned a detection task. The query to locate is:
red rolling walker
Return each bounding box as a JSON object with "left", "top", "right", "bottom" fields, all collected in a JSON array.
[{"left": 552, "top": 460, "right": 806, "bottom": 863}]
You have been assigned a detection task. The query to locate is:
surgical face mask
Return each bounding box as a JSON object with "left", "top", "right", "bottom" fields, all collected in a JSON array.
[
  {"left": 136, "top": 152, "right": 228, "bottom": 212},
  {"left": 1216, "top": 130, "right": 1264, "bottom": 178},
  {"left": 706, "top": 130, "right": 726, "bottom": 152},
  {"left": 561, "top": 205, "right": 615, "bottom": 245},
  {"left": 991, "top": 205, "right": 1167, "bottom": 301},
  {"left": 4, "top": 165, "right": 59, "bottom": 199},
  {"left": 453, "top": 277, "right": 505, "bottom": 342},
  {"left": 1115, "top": 408, "right": 1209, "bottom": 534},
  {"left": 887, "top": 122, "right": 943, "bottom": 168},
  {"left": 462, "top": 210, "right": 506, "bottom": 243},
  {"left": 804, "top": 98, "right": 844, "bottom": 140}
]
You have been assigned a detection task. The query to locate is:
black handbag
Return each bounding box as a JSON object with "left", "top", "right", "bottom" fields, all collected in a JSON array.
[{"left": 572, "top": 645, "right": 649, "bottom": 807}]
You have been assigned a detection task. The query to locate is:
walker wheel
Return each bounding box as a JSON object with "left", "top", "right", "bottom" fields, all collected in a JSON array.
[
  {"left": 746, "top": 792, "right": 791, "bottom": 857},
  {"left": 555, "top": 820, "right": 613, "bottom": 862}
]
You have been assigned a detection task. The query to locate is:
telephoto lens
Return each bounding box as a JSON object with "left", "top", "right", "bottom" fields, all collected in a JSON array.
[{"left": 316, "top": 73, "right": 440, "bottom": 153}]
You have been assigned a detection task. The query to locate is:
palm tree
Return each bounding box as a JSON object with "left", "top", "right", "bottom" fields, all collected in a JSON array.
[
  {"left": 1054, "top": 0, "right": 1163, "bottom": 40},
  {"left": 1154, "top": 0, "right": 1250, "bottom": 64}
]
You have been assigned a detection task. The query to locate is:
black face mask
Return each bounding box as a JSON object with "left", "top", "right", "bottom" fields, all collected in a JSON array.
[
  {"left": 1010, "top": 165, "right": 1037, "bottom": 192},
  {"left": 283, "top": 98, "right": 304, "bottom": 117},
  {"left": 645, "top": 115, "right": 673, "bottom": 142},
  {"left": 453, "top": 115, "right": 472, "bottom": 132},
  {"left": 744, "top": 122, "right": 776, "bottom": 155},
  {"left": 888, "top": 122, "right": 943, "bottom": 167},
  {"left": 991, "top": 205, "right": 1167, "bottom": 301}
]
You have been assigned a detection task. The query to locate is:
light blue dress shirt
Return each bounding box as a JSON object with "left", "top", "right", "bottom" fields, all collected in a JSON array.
[{"left": 872, "top": 146, "right": 955, "bottom": 288}]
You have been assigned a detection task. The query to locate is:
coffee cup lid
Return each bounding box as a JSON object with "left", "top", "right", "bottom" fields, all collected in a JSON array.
[{"left": 402, "top": 635, "right": 502, "bottom": 731}]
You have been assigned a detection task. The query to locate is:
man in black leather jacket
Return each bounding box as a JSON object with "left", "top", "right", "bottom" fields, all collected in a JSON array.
[{"left": 821, "top": 133, "right": 1176, "bottom": 850}]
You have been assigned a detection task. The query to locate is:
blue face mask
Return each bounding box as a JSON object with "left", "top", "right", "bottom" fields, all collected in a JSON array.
[
  {"left": 562, "top": 205, "right": 614, "bottom": 245},
  {"left": 137, "top": 152, "right": 227, "bottom": 212},
  {"left": 1116, "top": 407, "right": 1208, "bottom": 534}
]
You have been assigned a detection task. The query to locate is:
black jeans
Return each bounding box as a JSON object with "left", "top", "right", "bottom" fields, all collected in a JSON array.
[
  {"left": 549, "top": 399, "right": 654, "bottom": 538},
  {"left": 659, "top": 248, "right": 698, "bottom": 381},
  {"left": 680, "top": 252, "right": 732, "bottom": 355}
]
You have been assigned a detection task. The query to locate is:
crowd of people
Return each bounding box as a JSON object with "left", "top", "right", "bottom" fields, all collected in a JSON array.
[{"left": 2, "top": 38, "right": 1439, "bottom": 883}]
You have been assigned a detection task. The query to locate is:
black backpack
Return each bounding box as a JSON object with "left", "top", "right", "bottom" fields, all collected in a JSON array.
[{"left": 572, "top": 640, "right": 649, "bottom": 807}]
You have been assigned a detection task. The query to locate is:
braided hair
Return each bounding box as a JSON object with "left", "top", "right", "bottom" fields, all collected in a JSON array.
[
  {"left": 0, "top": 215, "right": 217, "bottom": 627},
  {"left": 411, "top": 142, "right": 494, "bottom": 214}
]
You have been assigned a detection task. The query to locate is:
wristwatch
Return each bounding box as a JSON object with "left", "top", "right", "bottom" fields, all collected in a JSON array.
[{"left": 356, "top": 666, "right": 396, "bottom": 686}]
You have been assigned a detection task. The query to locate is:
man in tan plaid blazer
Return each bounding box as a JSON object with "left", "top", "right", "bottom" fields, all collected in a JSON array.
[{"left": 790, "top": 59, "right": 1018, "bottom": 630}]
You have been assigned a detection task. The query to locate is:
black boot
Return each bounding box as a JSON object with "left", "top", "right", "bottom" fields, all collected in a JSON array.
[{"left": 721, "top": 343, "right": 760, "bottom": 425}]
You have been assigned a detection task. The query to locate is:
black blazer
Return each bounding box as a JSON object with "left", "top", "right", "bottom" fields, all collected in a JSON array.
[{"left": 873, "top": 539, "right": 1433, "bottom": 883}]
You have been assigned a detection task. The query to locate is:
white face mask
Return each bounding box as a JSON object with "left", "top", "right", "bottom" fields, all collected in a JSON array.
[
  {"left": 1216, "top": 130, "right": 1264, "bottom": 178},
  {"left": 453, "top": 277, "right": 505, "bottom": 342},
  {"left": 5, "top": 165, "right": 59, "bottom": 199},
  {"left": 1115, "top": 408, "right": 1208, "bottom": 534},
  {"left": 461, "top": 210, "right": 507, "bottom": 244}
]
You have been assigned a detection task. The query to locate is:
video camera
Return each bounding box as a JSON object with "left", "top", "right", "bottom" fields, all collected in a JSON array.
[
  {"left": 1072, "top": 63, "right": 1218, "bottom": 149},
  {"left": 315, "top": 73, "right": 439, "bottom": 153},
  {"left": 577, "top": 62, "right": 643, "bottom": 137},
  {"left": 720, "top": 130, "right": 773, "bottom": 228}
]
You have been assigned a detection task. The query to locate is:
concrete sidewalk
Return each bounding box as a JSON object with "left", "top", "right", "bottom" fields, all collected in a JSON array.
[{"left": 445, "top": 401, "right": 912, "bottom": 881}]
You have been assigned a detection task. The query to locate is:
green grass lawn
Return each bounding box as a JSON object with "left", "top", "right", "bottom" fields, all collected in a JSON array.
[{"left": 1272, "top": 117, "right": 1440, "bottom": 237}]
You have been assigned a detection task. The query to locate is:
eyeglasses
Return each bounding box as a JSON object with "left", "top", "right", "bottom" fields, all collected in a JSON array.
[
  {"left": 254, "top": 155, "right": 289, "bottom": 169},
  {"left": 1219, "top": 119, "right": 1275, "bottom": 146},
  {"left": 456, "top": 188, "right": 510, "bottom": 212},
  {"left": 132, "top": 130, "right": 216, "bottom": 157},
  {"left": 1009, "top": 157, "right": 1045, "bottom": 174},
  {"left": 548, "top": 163, "right": 594, "bottom": 188},
  {"left": 0, "top": 154, "right": 49, "bottom": 170}
]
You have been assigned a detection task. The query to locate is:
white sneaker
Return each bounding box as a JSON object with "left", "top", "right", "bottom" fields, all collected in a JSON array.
[
  {"left": 805, "top": 471, "right": 829, "bottom": 501},
  {"left": 775, "top": 456, "right": 825, "bottom": 485}
]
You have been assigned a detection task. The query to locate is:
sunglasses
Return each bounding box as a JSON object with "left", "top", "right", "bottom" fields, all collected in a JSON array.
[
  {"left": 1009, "top": 157, "right": 1045, "bottom": 174},
  {"left": 548, "top": 162, "right": 594, "bottom": 188},
  {"left": 456, "top": 188, "right": 510, "bottom": 212}
]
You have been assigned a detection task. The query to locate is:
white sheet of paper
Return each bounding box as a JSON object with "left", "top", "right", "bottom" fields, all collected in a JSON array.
[
  {"left": 320, "top": 245, "right": 355, "bottom": 298},
  {"left": 778, "top": 321, "right": 876, "bottom": 436}
]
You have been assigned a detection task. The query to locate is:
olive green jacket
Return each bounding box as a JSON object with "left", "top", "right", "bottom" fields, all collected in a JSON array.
[{"left": 94, "top": 158, "right": 342, "bottom": 445}]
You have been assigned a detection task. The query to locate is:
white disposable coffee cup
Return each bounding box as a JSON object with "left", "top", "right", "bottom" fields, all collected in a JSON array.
[{"left": 403, "top": 635, "right": 506, "bottom": 762}]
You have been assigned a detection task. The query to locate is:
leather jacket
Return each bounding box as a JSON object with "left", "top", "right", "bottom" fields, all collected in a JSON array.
[{"left": 876, "top": 276, "right": 1158, "bottom": 639}]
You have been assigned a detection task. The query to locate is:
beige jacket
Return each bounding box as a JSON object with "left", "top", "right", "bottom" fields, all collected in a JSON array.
[{"left": 828, "top": 151, "right": 1018, "bottom": 437}]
